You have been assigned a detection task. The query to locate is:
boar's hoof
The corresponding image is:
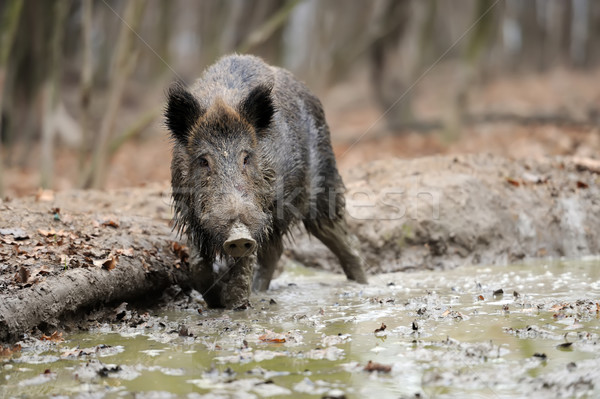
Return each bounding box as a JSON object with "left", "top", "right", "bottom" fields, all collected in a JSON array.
[{"left": 223, "top": 223, "right": 257, "bottom": 257}]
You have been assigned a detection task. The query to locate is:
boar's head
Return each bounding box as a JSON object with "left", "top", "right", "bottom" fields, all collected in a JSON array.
[{"left": 165, "top": 83, "right": 276, "bottom": 260}]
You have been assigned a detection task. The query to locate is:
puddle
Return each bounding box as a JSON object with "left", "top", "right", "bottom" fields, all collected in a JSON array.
[{"left": 1, "top": 259, "right": 599, "bottom": 398}]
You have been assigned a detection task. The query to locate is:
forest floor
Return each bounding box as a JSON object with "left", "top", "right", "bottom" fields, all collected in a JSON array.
[{"left": 1, "top": 66, "right": 599, "bottom": 345}]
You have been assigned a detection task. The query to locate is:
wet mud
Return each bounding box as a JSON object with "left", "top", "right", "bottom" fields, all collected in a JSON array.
[{"left": 1, "top": 259, "right": 599, "bottom": 398}]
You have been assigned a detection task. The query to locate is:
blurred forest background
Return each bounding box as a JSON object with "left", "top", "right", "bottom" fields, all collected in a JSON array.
[{"left": 1, "top": 0, "right": 599, "bottom": 197}]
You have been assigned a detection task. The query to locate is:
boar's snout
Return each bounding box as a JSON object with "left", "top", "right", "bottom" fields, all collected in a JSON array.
[{"left": 223, "top": 222, "right": 257, "bottom": 257}]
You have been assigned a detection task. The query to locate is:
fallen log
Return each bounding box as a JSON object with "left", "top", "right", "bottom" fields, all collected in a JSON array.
[{"left": 0, "top": 186, "right": 190, "bottom": 343}]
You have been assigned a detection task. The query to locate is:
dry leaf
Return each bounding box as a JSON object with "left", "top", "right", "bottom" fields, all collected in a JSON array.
[
  {"left": 0, "top": 344, "right": 22, "bottom": 357},
  {"left": 32, "top": 265, "right": 52, "bottom": 276},
  {"left": 93, "top": 256, "right": 118, "bottom": 270},
  {"left": 576, "top": 181, "right": 589, "bottom": 189},
  {"left": 40, "top": 331, "right": 63, "bottom": 342},
  {"left": 259, "top": 330, "right": 286, "bottom": 343},
  {"left": 101, "top": 220, "right": 119, "bottom": 228},
  {"left": 38, "top": 228, "right": 57, "bottom": 237},
  {"left": 13, "top": 245, "right": 28, "bottom": 255},
  {"left": 506, "top": 177, "right": 520, "bottom": 187},
  {"left": 116, "top": 248, "right": 134, "bottom": 257},
  {"left": 102, "top": 256, "right": 118, "bottom": 271}
]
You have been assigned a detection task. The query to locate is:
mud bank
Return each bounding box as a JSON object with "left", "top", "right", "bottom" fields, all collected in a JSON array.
[
  {"left": 1, "top": 154, "right": 599, "bottom": 343},
  {"left": 290, "top": 154, "right": 600, "bottom": 273},
  {"left": 0, "top": 187, "right": 189, "bottom": 343}
]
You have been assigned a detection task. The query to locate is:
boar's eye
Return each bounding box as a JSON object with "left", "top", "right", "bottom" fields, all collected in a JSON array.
[
  {"left": 197, "top": 157, "right": 209, "bottom": 168},
  {"left": 243, "top": 154, "right": 251, "bottom": 166}
]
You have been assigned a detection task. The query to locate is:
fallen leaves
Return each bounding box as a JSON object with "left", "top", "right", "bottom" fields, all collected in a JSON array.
[
  {"left": 94, "top": 256, "right": 118, "bottom": 271},
  {"left": 37, "top": 228, "right": 77, "bottom": 240},
  {"left": 13, "top": 264, "right": 53, "bottom": 284},
  {"left": 116, "top": 247, "right": 134, "bottom": 257},
  {"left": 40, "top": 331, "right": 64, "bottom": 342},
  {"left": 0, "top": 344, "right": 22, "bottom": 357}
]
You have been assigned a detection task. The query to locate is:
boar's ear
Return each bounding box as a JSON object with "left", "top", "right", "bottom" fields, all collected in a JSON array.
[
  {"left": 165, "top": 83, "right": 204, "bottom": 145},
  {"left": 239, "top": 83, "right": 274, "bottom": 133}
]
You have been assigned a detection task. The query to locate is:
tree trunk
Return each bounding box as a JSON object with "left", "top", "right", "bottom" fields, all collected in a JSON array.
[
  {"left": 84, "top": 0, "right": 147, "bottom": 189},
  {"left": 77, "top": 0, "right": 93, "bottom": 176},
  {"left": 40, "top": 0, "right": 70, "bottom": 189},
  {"left": 0, "top": 0, "right": 24, "bottom": 196}
]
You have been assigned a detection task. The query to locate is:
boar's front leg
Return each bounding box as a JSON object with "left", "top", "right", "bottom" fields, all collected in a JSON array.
[
  {"left": 189, "top": 243, "right": 222, "bottom": 308},
  {"left": 219, "top": 255, "right": 255, "bottom": 309},
  {"left": 190, "top": 242, "right": 255, "bottom": 309},
  {"left": 253, "top": 236, "right": 284, "bottom": 292},
  {"left": 305, "top": 218, "right": 368, "bottom": 284}
]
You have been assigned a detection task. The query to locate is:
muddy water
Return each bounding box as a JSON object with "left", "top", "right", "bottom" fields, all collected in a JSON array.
[{"left": 2, "top": 259, "right": 599, "bottom": 398}]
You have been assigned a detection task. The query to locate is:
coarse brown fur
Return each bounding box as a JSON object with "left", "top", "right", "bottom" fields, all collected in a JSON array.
[{"left": 165, "top": 54, "right": 366, "bottom": 308}]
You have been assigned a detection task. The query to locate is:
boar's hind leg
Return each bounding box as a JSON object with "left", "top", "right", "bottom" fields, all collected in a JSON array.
[
  {"left": 306, "top": 219, "right": 368, "bottom": 284},
  {"left": 253, "top": 236, "right": 284, "bottom": 292}
]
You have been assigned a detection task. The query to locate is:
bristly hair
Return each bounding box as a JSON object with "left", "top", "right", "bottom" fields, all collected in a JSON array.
[{"left": 165, "top": 82, "right": 204, "bottom": 145}]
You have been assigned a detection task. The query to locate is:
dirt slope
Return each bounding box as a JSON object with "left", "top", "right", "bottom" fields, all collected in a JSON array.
[{"left": 291, "top": 154, "right": 600, "bottom": 272}]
